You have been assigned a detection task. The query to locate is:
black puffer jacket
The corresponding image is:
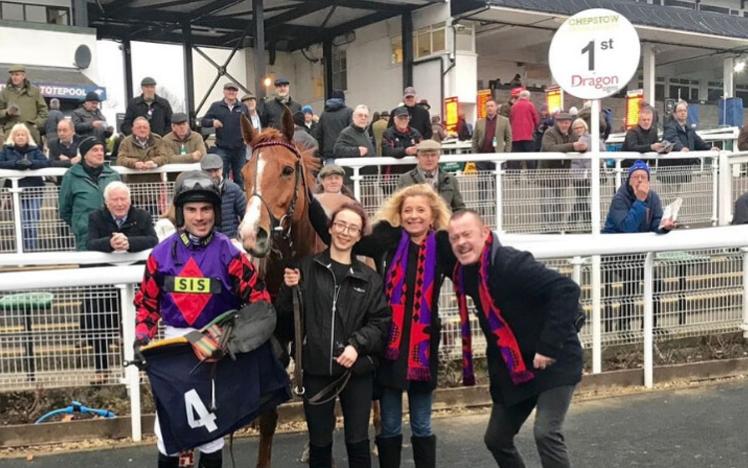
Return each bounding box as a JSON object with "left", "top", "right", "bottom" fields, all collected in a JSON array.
[
  {"left": 121, "top": 95, "right": 173, "bottom": 136},
  {"left": 313, "top": 98, "right": 353, "bottom": 160},
  {"left": 381, "top": 126, "right": 422, "bottom": 175},
  {"left": 388, "top": 104, "right": 432, "bottom": 139},
  {"left": 275, "top": 249, "right": 391, "bottom": 377}
]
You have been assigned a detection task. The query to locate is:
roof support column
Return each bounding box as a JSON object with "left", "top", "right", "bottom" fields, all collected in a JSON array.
[
  {"left": 182, "top": 20, "right": 196, "bottom": 123},
  {"left": 642, "top": 43, "right": 656, "bottom": 105},
  {"left": 401, "top": 10, "right": 413, "bottom": 88},
  {"left": 122, "top": 38, "right": 134, "bottom": 103},
  {"left": 253, "top": 0, "right": 266, "bottom": 99},
  {"left": 723, "top": 57, "right": 735, "bottom": 99},
  {"left": 323, "top": 39, "right": 333, "bottom": 100}
]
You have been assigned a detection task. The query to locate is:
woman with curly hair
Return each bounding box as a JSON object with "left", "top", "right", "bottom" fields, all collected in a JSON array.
[{"left": 310, "top": 183, "right": 456, "bottom": 468}]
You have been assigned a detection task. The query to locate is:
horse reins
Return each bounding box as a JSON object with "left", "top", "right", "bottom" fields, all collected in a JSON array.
[
  {"left": 248, "top": 139, "right": 310, "bottom": 257},
  {"left": 248, "top": 139, "right": 310, "bottom": 397}
]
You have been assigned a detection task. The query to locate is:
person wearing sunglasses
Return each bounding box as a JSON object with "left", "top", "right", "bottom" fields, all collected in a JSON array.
[{"left": 276, "top": 202, "right": 390, "bottom": 468}]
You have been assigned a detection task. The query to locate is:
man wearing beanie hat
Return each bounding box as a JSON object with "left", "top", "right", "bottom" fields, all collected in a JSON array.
[
  {"left": 292, "top": 111, "right": 319, "bottom": 154},
  {"left": 603, "top": 160, "right": 674, "bottom": 234},
  {"left": 301, "top": 104, "right": 317, "bottom": 132},
  {"left": 313, "top": 89, "right": 352, "bottom": 164},
  {"left": 602, "top": 160, "right": 673, "bottom": 336},
  {"left": 59, "top": 136, "right": 121, "bottom": 250},
  {"left": 72, "top": 91, "right": 113, "bottom": 140}
]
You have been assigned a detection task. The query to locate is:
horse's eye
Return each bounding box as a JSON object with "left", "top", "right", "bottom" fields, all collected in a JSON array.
[{"left": 282, "top": 165, "right": 294, "bottom": 176}]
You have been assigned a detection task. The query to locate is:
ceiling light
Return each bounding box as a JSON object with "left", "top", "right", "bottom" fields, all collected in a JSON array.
[{"left": 734, "top": 61, "right": 746, "bottom": 73}]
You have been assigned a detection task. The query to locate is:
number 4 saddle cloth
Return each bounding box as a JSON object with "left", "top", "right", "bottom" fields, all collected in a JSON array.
[{"left": 141, "top": 337, "right": 290, "bottom": 454}]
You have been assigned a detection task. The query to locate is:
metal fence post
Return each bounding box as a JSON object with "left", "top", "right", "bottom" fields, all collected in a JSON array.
[
  {"left": 643, "top": 252, "right": 654, "bottom": 388},
  {"left": 494, "top": 161, "right": 503, "bottom": 233},
  {"left": 351, "top": 167, "right": 362, "bottom": 201},
  {"left": 718, "top": 150, "right": 733, "bottom": 226},
  {"left": 10, "top": 178, "right": 23, "bottom": 254},
  {"left": 742, "top": 247, "right": 748, "bottom": 339},
  {"left": 570, "top": 256, "right": 583, "bottom": 285},
  {"left": 614, "top": 160, "right": 622, "bottom": 191},
  {"left": 118, "top": 283, "right": 142, "bottom": 442},
  {"left": 711, "top": 156, "right": 719, "bottom": 226},
  {"left": 591, "top": 255, "right": 601, "bottom": 374}
]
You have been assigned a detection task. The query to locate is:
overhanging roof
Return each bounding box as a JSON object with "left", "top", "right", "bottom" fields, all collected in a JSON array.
[
  {"left": 0, "top": 63, "right": 106, "bottom": 100},
  {"left": 455, "top": 0, "right": 748, "bottom": 52},
  {"left": 87, "top": 0, "right": 441, "bottom": 51}
]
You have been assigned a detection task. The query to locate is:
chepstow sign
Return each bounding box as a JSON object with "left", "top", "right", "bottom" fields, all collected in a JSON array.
[{"left": 548, "top": 8, "right": 640, "bottom": 100}]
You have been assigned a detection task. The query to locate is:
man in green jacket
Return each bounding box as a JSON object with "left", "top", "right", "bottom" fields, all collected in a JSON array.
[
  {"left": 59, "top": 137, "right": 121, "bottom": 250},
  {"left": 0, "top": 65, "right": 48, "bottom": 144},
  {"left": 397, "top": 139, "right": 466, "bottom": 212}
]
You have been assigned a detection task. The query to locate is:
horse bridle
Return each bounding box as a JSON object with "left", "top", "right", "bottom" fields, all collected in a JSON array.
[{"left": 248, "top": 139, "right": 309, "bottom": 257}]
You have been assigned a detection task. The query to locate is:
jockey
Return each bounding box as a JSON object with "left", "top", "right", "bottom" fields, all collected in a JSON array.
[{"left": 134, "top": 170, "right": 272, "bottom": 467}]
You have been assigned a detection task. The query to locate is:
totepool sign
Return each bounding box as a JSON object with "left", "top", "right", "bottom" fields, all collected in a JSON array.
[
  {"left": 0, "top": 83, "right": 107, "bottom": 101},
  {"left": 548, "top": 9, "right": 640, "bottom": 100}
]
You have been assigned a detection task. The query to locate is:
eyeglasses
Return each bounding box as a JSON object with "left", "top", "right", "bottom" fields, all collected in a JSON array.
[{"left": 332, "top": 221, "right": 362, "bottom": 235}]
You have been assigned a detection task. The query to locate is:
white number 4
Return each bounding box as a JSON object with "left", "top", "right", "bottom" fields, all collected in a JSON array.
[{"left": 184, "top": 389, "right": 218, "bottom": 433}]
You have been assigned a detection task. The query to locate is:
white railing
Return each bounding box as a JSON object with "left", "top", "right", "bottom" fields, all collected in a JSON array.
[
  {"left": 0, "top": 164, "right": 198, "bottom": 254},
  {"left": 0, "top": 226, "right": 746, "bottom": 441},
  {"left": 336, "top": 150, "right": 722, "bottom": 231},
  {"left": 607, "top": 125, "right": 740, "bottom": 148}
]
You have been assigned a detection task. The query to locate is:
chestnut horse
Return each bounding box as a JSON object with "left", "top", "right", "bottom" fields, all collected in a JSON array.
[{"left": 237, "top": 109, "right": 320, "bottom": 468}]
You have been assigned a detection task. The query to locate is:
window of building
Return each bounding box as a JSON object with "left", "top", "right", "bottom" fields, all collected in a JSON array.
[
  {"left": 708, "top": 80, "right": 724, "bottom": 101},
  {"left": 1, "top": 2, "right": 24, "bottom": 21},
  {"left": 455, "top": 23, "right": 474, "bottom": 52},
  {"left": 25, "top": 4, "right": 45, "bottom": 23},
  {"left": 414, "top": 22, "right": 447, "bottom": 59},
  {"left": 668, "top": 78, "right": 699, "bottom": 101},
  {"left": 391, "top": 36, "right": 403, "bottom": 65},
  {"left": 0, "top": 1, "right": 70, "bottom": 25},
  {"left": 332, "top": 47, "right": 347, "bottom": 92},
  {"left": 47, "top": 6, "right": 68, "bottom": 25}
]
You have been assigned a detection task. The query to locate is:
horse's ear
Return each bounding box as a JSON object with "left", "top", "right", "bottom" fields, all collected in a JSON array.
[
  {"left": 241, "top": 114, "right": 256, "bottom": 145},
  {"left": 281, "top": 106, "right": 294, "bottom": 143}
]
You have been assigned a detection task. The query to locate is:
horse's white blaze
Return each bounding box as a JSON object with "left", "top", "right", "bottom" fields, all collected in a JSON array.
[{"left": 239, "top": 154, "right": 265, "bottom": 242}]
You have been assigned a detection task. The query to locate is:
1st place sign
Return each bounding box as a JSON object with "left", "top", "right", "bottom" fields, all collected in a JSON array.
[{"left": 548, "top": 9, "right": 640, "bottom": 100}]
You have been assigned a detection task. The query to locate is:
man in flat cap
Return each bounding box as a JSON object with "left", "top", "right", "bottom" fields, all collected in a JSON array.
[
  {"left": 259, "top": 76, "right": 301, "bottom": 130},
  {"left": 163, "top": 112, "right": 206, "bottom": 166},
  {"left": 121, "top": 76, "right": 173, "bottom": 136},
  {"left": 72, "top": 91, "right": 113, "bottom": 140},
  {"left": 397, "top": 139, "right": 465, "bottom": 211},
  {"left": 387, "top": 86, "right": 432, "bottom": 139},
  {"left": 0, "top": 64, "right": 48, "bottom": 144},
  {"left": 201, "top": 82, "right": 247, "bottom": 186}
]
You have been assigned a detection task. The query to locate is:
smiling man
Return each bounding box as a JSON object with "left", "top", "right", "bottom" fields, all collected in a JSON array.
[
  {"left": 87, "top": 181, "right": 157, "bottom": 253},
  {"left": 447, "top": 209, "right": 583, "bottom": 468},
  {"left": 133, "top": 170, "right": 282, "bottom": 467},
  {"left": 397, "top": 139, "right": 465, "bottom": 212}
]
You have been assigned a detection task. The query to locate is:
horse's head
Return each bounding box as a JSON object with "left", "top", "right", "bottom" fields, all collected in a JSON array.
[{"left": 238, "top": 108, "right": 313, "bottom": 257}]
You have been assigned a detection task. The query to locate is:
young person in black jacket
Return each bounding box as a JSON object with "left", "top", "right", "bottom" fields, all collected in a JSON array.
[
  {"left": 448, "top": 209, "right": 583, "bottom": 468},
  {"left": 307, "top": 184, "right": 456, "bottom": 468},
  {"left": 276, "top": 202, "right": 390, "bottom": 468}
]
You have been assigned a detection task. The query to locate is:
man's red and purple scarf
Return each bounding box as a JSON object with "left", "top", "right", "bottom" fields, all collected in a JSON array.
[
  {"left": 384, "top": 229, "right": 437, "bottom": 381},
  {"left": 453, "top": 233, "right": 534, "bottom": 386}
]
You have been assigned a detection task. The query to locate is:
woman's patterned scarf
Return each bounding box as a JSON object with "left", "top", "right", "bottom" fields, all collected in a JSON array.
[
  {"left": 384, "top": 230, "right": 437, "bottom": 381},
  {"left": 453, "top": 233, "right": 534, "bottom": 386}
]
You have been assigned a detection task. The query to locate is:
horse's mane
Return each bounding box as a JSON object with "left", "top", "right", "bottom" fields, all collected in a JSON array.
[{"left": 249, "top": 127, "right": 320, "bottom": 189}]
